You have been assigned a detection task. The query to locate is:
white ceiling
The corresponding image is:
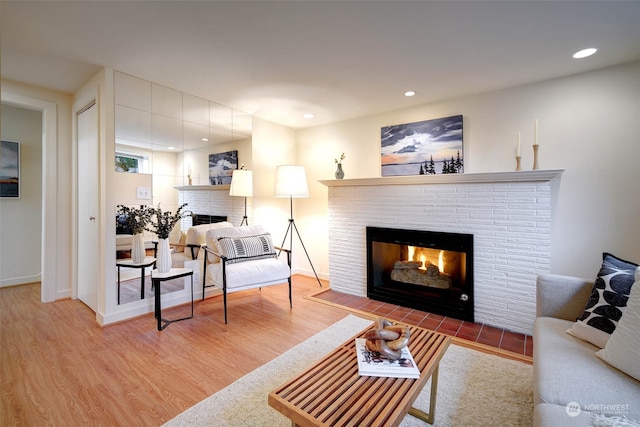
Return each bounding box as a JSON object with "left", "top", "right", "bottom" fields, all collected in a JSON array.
[{"left": 2, "top": 1, "right": 640, "bottom": 129}]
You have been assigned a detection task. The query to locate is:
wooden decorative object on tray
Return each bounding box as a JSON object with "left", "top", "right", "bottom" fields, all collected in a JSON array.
[{"left": 364, "top": 318, "right": 411, "bottom": 360}]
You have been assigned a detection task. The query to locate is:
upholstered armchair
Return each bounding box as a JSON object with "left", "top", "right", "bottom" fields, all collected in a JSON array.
[
  {"left": 202, "top": 225, "right": 292, "bottom": 323},
  {"left": 169, "top": 222, "right": 234, "bottom": 281}
]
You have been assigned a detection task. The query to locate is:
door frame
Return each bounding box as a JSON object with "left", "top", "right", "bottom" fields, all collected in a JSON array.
[{"left": 1, "top": 92, "right": 58, "bottom": 303}]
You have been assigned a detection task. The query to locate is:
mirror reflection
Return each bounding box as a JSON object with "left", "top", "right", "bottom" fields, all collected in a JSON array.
[{"left": 114, "top": 71, "right": 251, "bottom": 305}]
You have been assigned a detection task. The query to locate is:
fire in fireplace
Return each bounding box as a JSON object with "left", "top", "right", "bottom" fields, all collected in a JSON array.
[{"left": 366, "top": 226, "right": 474, "bottom": 322}]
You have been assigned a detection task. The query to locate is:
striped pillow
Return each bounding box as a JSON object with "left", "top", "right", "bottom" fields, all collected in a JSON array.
[{"left": 217, "top": 233, "right": 276, "bottom": 264}]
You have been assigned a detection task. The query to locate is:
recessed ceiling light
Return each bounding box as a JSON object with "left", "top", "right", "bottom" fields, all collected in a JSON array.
[
  {"left": 404, "top": 91, "right": 416, "bottom": 97},
  {"left": 303, "top": 113, "right": 315, "bottom": 119},
  {"left": 167, "top": 146, "right": 175, "bottom": 150},
  {"left": 573, "top": 48, "right": 597, "bottom": 59},
  {"left": 201, "top": 137, "right": 209, "bottom": 142}
]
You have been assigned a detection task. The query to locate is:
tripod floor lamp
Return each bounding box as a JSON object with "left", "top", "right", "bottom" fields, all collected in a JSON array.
[
  {"left": 274, "top": 165, "right": 322, "bottom": 287},
  {"left": 229, "top": 168, "right": 252, "bottom": 226}
]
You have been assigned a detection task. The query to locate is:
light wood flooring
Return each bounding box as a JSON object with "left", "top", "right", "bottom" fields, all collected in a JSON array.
[
  {"left": 1, "top": 275, "right": 530, "bottom": 426},
  {"left": 1, "top": 276, "right": 352, "bottom": 426}
]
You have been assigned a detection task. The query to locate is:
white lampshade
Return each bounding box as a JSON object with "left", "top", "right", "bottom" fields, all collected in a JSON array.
[
  {"left": 229, "top": 169, "right": 253, "bottom": 197},
  {"left": 274, "top": 165, "right": 309, "bottom": 198}
]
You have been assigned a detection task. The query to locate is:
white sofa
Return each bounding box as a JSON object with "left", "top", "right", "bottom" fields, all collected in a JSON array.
[
  {"left": 533, "top": 274, "right": 640, "bottom": 426},
  {"left": 115, "top": 232, "right": 157, "bottom": 254}
]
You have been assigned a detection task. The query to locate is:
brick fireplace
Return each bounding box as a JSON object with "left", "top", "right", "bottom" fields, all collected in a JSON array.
[
  {"left": 321, "top": 170, "right": 562, "bottom": 335},
  {"left": 176, "top": 184, "right": 247, "bottom": 229}
]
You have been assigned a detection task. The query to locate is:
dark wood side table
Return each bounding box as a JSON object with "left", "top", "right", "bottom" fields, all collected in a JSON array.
[
  {"left": 116, "top": 257, "right": 156, "bottom": 304},
  {"left": 151, "top": 267, "right": 194, "bottom": 331}
]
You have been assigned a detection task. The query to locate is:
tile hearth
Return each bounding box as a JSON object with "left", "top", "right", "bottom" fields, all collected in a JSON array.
[{"left": 314, "top": 288, "right": 533, "bottom": 358}]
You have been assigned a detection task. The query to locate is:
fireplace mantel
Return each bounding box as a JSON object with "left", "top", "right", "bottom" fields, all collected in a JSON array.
[
  {"left": 174, "top": 184, "right": 230, "bottom": 191},
  {"left": 320, "top": 169, "right": 563, "bottom": 187}
]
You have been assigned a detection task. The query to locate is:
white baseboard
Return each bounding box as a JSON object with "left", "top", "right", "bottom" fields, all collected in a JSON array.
[{"left": 0, "top": 274, "right": 41, "bottom": 288}]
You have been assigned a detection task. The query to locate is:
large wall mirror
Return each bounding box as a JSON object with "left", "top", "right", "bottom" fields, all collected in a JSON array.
[{"left": 113, "top": 71, "right": 252, "bottom": 306}]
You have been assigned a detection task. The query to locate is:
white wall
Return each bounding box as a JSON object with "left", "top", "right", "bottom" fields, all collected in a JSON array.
[
  {"left": 296, "top": 61, "right": 640, "bottom": 281},
  {"left": 0, "top": 104, "right": 42, "bottom": 286},
  {"left": 250, "top": 116, "right": 314, "bottom": 272}
]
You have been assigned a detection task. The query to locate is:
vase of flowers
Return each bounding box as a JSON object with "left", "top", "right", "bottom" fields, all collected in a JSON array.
[
  {"left": 116, "top": 205, "right": 153, "bottom": 263},
  {"left": 334, "top": 153, "right": 345, "bottom": 179},
  {"left": 147, "top": 203, "right": 191, "bottom": 273}
]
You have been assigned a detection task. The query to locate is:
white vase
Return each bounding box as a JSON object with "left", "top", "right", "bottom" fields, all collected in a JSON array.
[
  {"left": 156, "top": 238, "right": 172, "bottom": 273},
  {"left": 131, "top": 233, "right": 146, "bottom": 264}
]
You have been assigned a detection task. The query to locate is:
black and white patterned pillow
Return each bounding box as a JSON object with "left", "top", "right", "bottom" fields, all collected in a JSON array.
[
  {"left": 567, "top": 253, "right": 638, "bottom": 348},
  {"left": 217, "top": 233, "right": 276, "bottom": 264}
]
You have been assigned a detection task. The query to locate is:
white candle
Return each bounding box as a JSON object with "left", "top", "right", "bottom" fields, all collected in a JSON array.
[
  {"left": 517, "top": 132, "right": 521, "bottom": 156},
  {"left": 534, "top": 119, "right": 539, "bottom": 146}
]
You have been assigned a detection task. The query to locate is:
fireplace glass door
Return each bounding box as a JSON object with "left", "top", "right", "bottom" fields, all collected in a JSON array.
[{"left": 366, "top": 227, "right": 474, "bottom": 322}]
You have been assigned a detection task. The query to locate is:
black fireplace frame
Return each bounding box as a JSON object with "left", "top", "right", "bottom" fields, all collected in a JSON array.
[
  {"left": 366, "top": 226, "right": 474, "bottom": 322},
  {"left": 191, "top": 214, "right": 228, "bottom": 226}
]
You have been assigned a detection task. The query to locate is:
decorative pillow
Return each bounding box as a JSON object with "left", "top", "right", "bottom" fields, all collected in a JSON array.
[
  {"left": 567, "top": 253, "right": 638, "bottom": 348},
  {"left": 206, "top": 225, "right": 267, "bottom": 264},
  {"left": 217, "top": 233, "right": 276, "bottom": 264},
  {"left": 596, "top": 267, "right": 640, "bottom": 381}
]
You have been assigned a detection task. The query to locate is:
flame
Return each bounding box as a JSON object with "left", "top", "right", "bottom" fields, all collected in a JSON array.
[
  {"left": 408, "top": 246, "right": 426, "bottom": 270},
  {"left": 419, "top": 254, "right": 427, "bottom": 270},
  {"left": 439, "top": 250, "right": 444, "bottom": 272}
]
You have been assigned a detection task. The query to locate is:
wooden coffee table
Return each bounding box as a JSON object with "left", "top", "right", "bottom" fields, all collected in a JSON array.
[{"left": 268, "top": 322, "right": 450, "bottom": 426}]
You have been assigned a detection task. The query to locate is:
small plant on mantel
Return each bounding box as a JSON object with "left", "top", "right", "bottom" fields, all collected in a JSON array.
[
  {"left": 116, "top": 204, "right": 154, "bottom": 235},
  {"left": 147, "top": 203, "right": 192, "bottom": 240}
]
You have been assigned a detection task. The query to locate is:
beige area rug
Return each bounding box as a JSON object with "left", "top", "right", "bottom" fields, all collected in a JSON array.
[{"left": 164, "top": 314, "right": 533, "bottom": 427}]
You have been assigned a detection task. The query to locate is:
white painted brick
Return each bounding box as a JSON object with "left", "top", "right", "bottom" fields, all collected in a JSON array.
[{"left": 327, "top": 179, "right": 553, "bottom": 335}]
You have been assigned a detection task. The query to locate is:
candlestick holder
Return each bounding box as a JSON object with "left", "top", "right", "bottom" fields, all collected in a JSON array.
[
  {"left": 515, "top": 156, "right": 522, "bottom": 171},
  {"left": 532, "top": 144, "right": 540, "bottom": 170}
]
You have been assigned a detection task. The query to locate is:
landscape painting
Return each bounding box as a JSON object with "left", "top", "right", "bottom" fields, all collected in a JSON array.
[
  {"left": 1, "top": 140, "right": 20, "bottom": 198},
  {"left": 209, "top": 150, "right": 238, "bottom": 185},
  {"left": 381, "top": 115, "right": 463, "bottom": 176}
]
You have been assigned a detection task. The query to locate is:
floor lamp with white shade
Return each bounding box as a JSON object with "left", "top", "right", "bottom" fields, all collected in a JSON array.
[
  {"left": 274, "top": 165, "right": 322, "bottom": 287},
  {"left": 229, "top": 168, "right": 252, "bottom": 226}
]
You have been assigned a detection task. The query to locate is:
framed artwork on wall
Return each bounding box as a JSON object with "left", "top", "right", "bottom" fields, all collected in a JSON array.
[
  {"left": 381, "top": 115, "right": 463, "bottom": 177},
  {"left": 1, "top": 140, "right": 20, "bottom": 198},
  {"left": 209, "top": 150, "right": 238, "bottom": 185}
]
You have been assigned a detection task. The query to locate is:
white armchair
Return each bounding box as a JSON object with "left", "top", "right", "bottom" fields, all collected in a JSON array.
[
  {"left": 170, "top": 222, "right": 234, "bottom": 281},
  {"left": 202, "top": 225, "right": 292, "bottom": 323}
]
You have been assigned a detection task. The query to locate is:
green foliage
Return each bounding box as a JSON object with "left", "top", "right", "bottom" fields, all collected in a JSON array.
[
  {"left": 147, "top": 203, "right": 192, "bottom": 239},
  {"left": 116, "top": 204, "right": 153, "bottom": 234}
]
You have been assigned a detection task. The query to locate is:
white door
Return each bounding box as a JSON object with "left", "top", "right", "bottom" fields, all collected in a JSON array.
[{"left": 77, "top": 102, "right": 99, "bottom": 311}]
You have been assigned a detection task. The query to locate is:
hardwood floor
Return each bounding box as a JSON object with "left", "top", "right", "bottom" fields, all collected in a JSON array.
[
  {"left": 1, "top": 275, "right": 532, "bottom": 426},
  {"left": 1, "top": 276, "right": 352, "bottom": 426}
]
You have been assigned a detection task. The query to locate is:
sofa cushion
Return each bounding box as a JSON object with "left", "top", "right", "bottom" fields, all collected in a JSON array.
[
  {"left": 184, "top": 222, "right": 233, "bottom": 260},
  {"left": 567, "top": 253, "right": 638, "bottom": 348},
  {"left": 206, "top": 257, "right": 290, "bottom": 290},
  {"left": 534, "top": 316, "right": 640, "bottom": 421},
  {"left": 596, "top": 268, "right": 640, "bottom": 381},
  {"left": 534, "top": 402, "right": 595, "bottom": 427},
  {"left": 218, "top": 233, "right": 276, "bottom": 264}
]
